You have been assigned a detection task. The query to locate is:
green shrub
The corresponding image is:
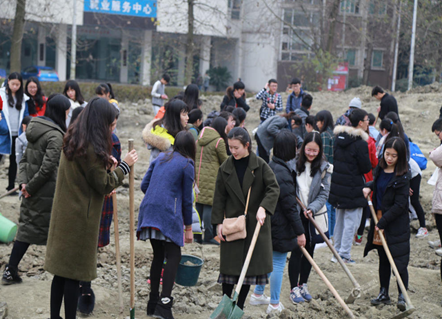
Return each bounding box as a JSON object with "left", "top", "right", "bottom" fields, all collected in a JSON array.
[{"left": 207, "top": 67, "right": 232, "bottom": 91}]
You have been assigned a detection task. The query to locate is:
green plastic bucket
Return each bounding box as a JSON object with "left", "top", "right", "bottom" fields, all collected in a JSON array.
[
  {"left": 0, "top": 213, "right": 18, "bottom": 243},
  {"left": 175, "top": 254, "right": 204, "bottom": 287}
]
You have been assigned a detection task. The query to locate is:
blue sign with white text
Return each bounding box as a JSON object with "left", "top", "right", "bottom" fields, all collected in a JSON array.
[{"left": 84, "top": 0, "right": 157, "bottom": 18}]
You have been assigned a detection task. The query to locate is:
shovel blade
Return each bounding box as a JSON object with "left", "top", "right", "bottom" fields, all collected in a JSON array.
[
  {"left": 227, "top": 305, "right": 244, "bottom": 319},
  {"left": 210, "top": 295, "right": 235, "bottom": 319},
  {"left": 391, "top": 306, "right": 416, "bottom": 319}
]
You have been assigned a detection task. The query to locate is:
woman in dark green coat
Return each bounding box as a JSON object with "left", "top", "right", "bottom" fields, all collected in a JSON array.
[
  {"left": 212, "top": 127, "right": 279, "bottom": 311},
  {"left": 2, "top": 94, "right": 70, "bottom": 286},
  {"left": 44, "top": 98, "right": 138, "bottom": 319}
]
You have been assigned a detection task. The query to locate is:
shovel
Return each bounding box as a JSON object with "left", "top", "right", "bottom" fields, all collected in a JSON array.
[
  {"left": 112, "top": 193, "right": 124, "bottom": 314},
  {"left": 295, "top": 197, "right": 361, "bottom": 303},
  {"left": 0, "top": 187, "right": 19, "bottom": 200},
  {"left": 367, "top": 200, "right": 416, "bottom": 318},
  {"left": 128, "top": 139, "right": 136, "bottom": 319},
  {"left": 210, "top": 222, "right": 262, "bottom": 319}
]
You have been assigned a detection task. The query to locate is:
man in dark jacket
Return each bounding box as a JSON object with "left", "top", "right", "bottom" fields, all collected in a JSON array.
[
  {"left": 329, "top": 108, "right": 372, "bottom": 263},
  {"left": 372, "top": 86, "right": 398, "bottom": 120},
  {"left": 293, "top": 94, "right": 313, "bottom": 139},
  {"left": 286, "top": 78, "right": 306, "bottom": 113},
  {"left": 220, "top": 81, "right": 250, "bottom": 112}
]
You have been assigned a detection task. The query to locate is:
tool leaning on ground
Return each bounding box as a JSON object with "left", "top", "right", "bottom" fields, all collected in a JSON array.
[
  {"left": 112, "top": 193, "right": 124, "bottom": 314},
  {"left": 0, "top": 186, "right": 19, "bottom": 200},
  {"left": 210, "top": 222, "right": 262, "bottom": 319},
  {"left": 367, "top": 200, "right": 416, "bottom": 319},
  {"left": 128, "top": 139, "right": 136, "bottom": 319},
  {"left": 295, "top": 197, "right": 362, "bottom": 304}
]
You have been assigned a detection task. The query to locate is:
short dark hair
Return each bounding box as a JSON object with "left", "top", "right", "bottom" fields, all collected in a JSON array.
[
  {"left": 315, "top": 110, "right": 334, "bottom": 133},
  {"left": 273, "top": 130, "right": 297, "bottom": 162},
  {"left": 232, "top": 108, "right": 246, "bottom": 124},
  {"left": 432, "top": 119, "right": 442, "bottom": 132},
  {"left": 301, "top": 94, "right": 313, "bottom": 108},
  {"left": 188, "top": 109, "right": 203, "bottom": 124},
  {"left": 268, "top": 79, "right": 277, "bottom": 85},
  {"left": 162, "top": 73, "right": 170, "bottom": 83},
  {"left": 233, "top": 81, "right": 245, "bottom": 91},
  {"left": 219, "top": 111, "right": 236, "bottom": 126},
  {"left": 379, "top": 137, "right": 408, "bottom": 176},
  {"left": 371, "top": 86, "right": 384, "bottom": 96},
  {"left": 291, "top": 78, "right": 301, "bottom": 85},
  {"left": 45, "top": 94, "right": 71, "bottom": 132},
  {"left": 227, "top": 127, "right": 252, "bottom": 152},
  {"left": 306, "top": 115, "right": 316, "bottom": 128},
  {"left": 349, "top": 109, "right": 368, "bottom": 128},
  {"left": 223, "top": 105, "right": 235, "bottom": 113},
  {"left": 70, "top": 106, "right": 84, "bottom": 126},
  {"left": 21, "top": 116, "right": 32, "bottom": 127},
  {"left": 368, "top": 113, "right": 376, "bottom": 125}
]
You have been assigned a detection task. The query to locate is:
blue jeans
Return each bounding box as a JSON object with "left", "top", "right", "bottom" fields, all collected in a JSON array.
[
  {"left": 253, "top": 251, "right": 288, "bottom": 304},
  {"left": 326, "top": 201, "right": 336, "bottom": 238}
]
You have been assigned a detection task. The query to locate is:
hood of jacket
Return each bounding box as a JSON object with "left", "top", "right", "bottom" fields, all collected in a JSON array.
[
  {"left": 225, "top": 86, "right": 234, "bottom": 100},
  {"left": 197, "top": 126, "right": 222, "bottom": 147},
  {"left": 26, "top": 117, "right": 64, "bottom": 143},
  {"left": 333, "top": 125, "right": 368, "bottom": 148},
  {"left": 142, "top": 119, "right": 174, "bottom": 151}
]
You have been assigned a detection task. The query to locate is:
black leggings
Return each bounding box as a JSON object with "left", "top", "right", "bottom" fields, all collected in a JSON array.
[
  {"left": 0, "top": 135, "right": 18, "bottom": 190},
  {"left": 357, "top": 206, "right": 370, "bottom": 236},
  {"left": 50, "top": 275, "right": 80, "bottom": 319},
  {"left": 378, "top": 246, "right": 408, "bottom": 294},
  {"left": 222, "top": 283, "right": 250, "bottom": 310},
  {"left": 150, "top": 239, "right": 181, "bottom": 298},
  {"left": 8, "top": 240, "right": 30, "bottom": 268},
  {"left": 435, "top": 214, "right": 442, "bottom": 242},
  {"left": 255, "top": 135, "right": 269, "bottom": 163},
  {"left": 410, "top": 175, "right": 426, "bottom": 228},
  {"left": 289, "top": 232, "right": 315, "bottom": 288}
]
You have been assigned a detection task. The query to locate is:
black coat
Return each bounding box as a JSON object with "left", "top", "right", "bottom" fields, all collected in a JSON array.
[
  {"left": 364, "top": 166, "right": 410, "bottom": 273},
  {"left": 379, "top": 93, "right": 398, "bottom": 120},
  {"left": 329, "top": 126, "right": 372, "bottom": 209},
  {"left": 269, "top": 157, "right": 304, "bottom": 252},
  {"left": 220, "top": 87, "right": 250, "bottom": 112}
]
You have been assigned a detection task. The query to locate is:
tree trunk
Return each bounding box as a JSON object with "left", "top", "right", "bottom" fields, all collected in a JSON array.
[
  {"left": 185, "top": 0, "right": 194, "bottom": 85},
  {"left": 326, "top": 0, "right": 340, "bottom": 52},
  {"left": 10, "top": 0, "right": 27, "bottom": 72},
  {"left": 363, "top": 43, "right": 373, "bottom": 85}
]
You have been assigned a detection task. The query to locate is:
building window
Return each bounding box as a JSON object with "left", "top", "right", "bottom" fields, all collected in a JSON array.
[
  {"left": 369, "top": 0, "right": 387, "bottom": 15},
  {"left": 228, "top": 0, "right": 241, "bottom": 19},
  {"left": 340, "top": 0, "right": 360, "bottom": 14},
  {"left": 372, "top": 50, "right": 383, "bottom": 68},
  {"left": 346, "top": 49, "right": 356, "bottom": 67}
]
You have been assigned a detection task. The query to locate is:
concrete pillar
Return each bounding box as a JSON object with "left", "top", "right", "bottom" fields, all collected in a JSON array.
[
  {"left": 55, "top": 24, "right": 67, "bottom": 81},
  {"left": 177, "top": 45, "right": 185, "bottom": 86},
  {"left": 140, "top": 30, "right": 152, "bottom": 86},
  {"left": 120, "top": 36, "right": 129, "bottom": 83},
  {"left": 199, "top": 36, "right": 211, "bottom": 76},
  {"left": 37, "top": 26, "right": 46, "bottom": 66}
]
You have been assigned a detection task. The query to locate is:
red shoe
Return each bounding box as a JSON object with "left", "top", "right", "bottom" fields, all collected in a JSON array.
[{"left": 354, "top": 235, "right": 362, "bottom": 246}]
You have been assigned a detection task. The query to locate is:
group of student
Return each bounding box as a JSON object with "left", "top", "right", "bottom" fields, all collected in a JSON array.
[{"left": 0, "top": 69, "right": 440, "bottom": 319}]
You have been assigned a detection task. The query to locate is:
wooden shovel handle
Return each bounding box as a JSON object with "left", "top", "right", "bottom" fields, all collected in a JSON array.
[
  {"left": 295, "top": 197, "right": 361, "bottom": 290},
  {"left": 0, "top": 186, "right": 19, "bottom": 200},
  {"left": 367, "top": 200, "right": 414, "bottom": 308},
  {"left": 112, "top": 193, "right": 124, "bottom": 314},
  {"left": 235, "top": 222, "right": 261, "bottom": 295},
  {"left": 301, "top": 246, "right": 355, "bottom": 319},
  {"left": 128, "top": 139, "right": 135, "bottom": 310}
]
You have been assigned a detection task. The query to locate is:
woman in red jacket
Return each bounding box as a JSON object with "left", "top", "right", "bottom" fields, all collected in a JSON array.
[{"left": 25, "top": 77, "right": 47, "bottom": 117}]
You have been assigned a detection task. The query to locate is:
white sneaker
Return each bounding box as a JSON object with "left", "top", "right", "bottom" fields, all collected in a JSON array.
[
  {"left": 249, "top": 293, "right": 270, "bottom": 306},
  {"left": 266, "top": 302, "right": 285, "bottom": 314},
  {"left": 429, "top": 239, "right": 441, "bottom": 248},
  {"left": 436, "top": 248, "right": 442, "bottom": 257},
  {"left": 314, "top": 242, "right": 327, "bottom": 251},
  {"left": 331, "top": 255, "right": 337, "bottom": 263},
  {"left": 416, "top": 227, "right": 428, "bottom": 238}
]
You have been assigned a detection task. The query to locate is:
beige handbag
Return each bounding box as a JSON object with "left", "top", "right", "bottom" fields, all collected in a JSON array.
[{"left": 222, "top": 187, "right": 252, "bottom": 242}]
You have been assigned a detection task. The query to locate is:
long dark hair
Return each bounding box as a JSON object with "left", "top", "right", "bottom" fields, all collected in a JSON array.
[
  {"left": 297, "top": 132, "right": 324, "bottom": 177},
  {"left": 153, "top": 99, "right": 189, "bottom": 137},
  {"left": 44, "top": 94, "right": 71, "bottom": 132},
  {"left": 227, "top": 127, "right": 252, "bottom": 153},
  {"left": 63, "top": 97, "right": 118, "bottom": 167},
  {"left": 63, "top": 80, "right": 85, "bottom": 104},
  {"left": 379, "top": 137, "right": 408, "bottom": 176},
  {"left": 6, "top": 72, "right": 24, "bottom": 110},
  {"left": 211, "top": 117, "right": 229, "bottom": 153},
  {"left": 25, "top": 77, "right": 45, "bottom": 115},
  {"left": 315, "top": 110, "right": 334, "bottom": 133},
  {"left": 380, "top": 117, "right": 405, "bottom": 143},
  {"left": 162, "top": 131, "right": 196, "bottom": 164},
  {"left": 183, "top": 84, "right": 199, "bottom": 110}
]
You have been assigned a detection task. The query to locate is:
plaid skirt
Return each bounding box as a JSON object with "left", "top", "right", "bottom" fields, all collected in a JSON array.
[
  {"left": 217, "top": 273, "right": 268, "bottom": 286},
  {"left": 98, "top": 195, "right": 113, "bottom": 248}
]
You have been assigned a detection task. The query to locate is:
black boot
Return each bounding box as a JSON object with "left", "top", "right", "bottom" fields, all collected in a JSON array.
[
  {"left": 397, "top": 293, "right": 406, "bottom": 311},
  {"left": 2, "top": 265, "right": 22, "bottom": 285},
  {"left": 153, "top": 296, "right": 174, "bottom": 319},
  {"left": 371, "top": 287, "right": 391, "bottom": 305},
  {"left": 78, "top": 281, "right": 95, "bottom": 315},
  {"left": 147, "top": 292, "right": 159, "bottom": 315}
]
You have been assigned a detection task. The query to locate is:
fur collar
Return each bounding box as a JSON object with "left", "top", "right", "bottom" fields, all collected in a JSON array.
[
  {"left": 142, "top": 119, "right": 172, "bottom": 151},
  {"left": 333, "top": 125, "right": 369, "bottom": 142}
]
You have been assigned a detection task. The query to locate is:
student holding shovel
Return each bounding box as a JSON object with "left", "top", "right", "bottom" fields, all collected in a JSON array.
[
  {"left": 363, "top": 137, "right": 410, "bottom": 311},
  {"left": 212, "top": 127, "right": 279, "bottom": 312}
]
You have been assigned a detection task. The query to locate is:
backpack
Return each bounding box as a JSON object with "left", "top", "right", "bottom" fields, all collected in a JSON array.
[{"left": 409, "top": 141, "right": 427, "bottom": 170}]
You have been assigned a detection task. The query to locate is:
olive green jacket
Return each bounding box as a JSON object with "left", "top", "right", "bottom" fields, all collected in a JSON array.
[
  {"left": 16, "top": 117, "right": 64, "bottom": 245},
  {"left": 44, "top": 145, "right": 125, "bottom": 282},
  {"left": 195, "top": 127, "right": 228, "bottom": 206},
  {"left": 212, "top": 152, "right": 279, "bottom": 276}
]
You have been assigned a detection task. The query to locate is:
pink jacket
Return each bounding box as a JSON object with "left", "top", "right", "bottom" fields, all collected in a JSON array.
[{"left": 430, "top": 145, "right": 442, "bottom": 215}]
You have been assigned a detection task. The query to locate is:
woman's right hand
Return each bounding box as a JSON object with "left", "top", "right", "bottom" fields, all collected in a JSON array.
[
  {"left": 297, "top": 234, "right": 306, "bottom": 247},
  {"left": 124, "top": 149, "right": 138, "bottom": 166},
  {"left": 217, "top": 224, "right": 225, "bottom": 242},
  {"left": 362, "top": 187, "right": 371, "bottom": 199}
]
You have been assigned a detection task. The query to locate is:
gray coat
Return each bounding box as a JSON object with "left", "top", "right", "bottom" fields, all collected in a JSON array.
[
  {"left": 151, "top": 80, "right": 166, "bottom": 107},
  {"left": 293, "top": 107, "right": 309, "bottom": 139},
  {"left": 256, "top": 116, "right": 289, "bottom": 153}
]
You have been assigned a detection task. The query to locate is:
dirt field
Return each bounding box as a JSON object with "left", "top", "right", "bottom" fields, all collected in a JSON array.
[{"left": 1, "top": 85, "right": 442, "bottom": 319}]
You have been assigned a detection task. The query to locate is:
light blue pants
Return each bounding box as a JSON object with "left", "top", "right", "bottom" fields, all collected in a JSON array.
[
  {"left": 326, "top": 201, "right": 336, "bottom": 238},
  {"left": 253, "top": 251, "right": 288, "bottom": 304},
  {"left": 333, "top": 207, "right": 363, "bottom": 260}
]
